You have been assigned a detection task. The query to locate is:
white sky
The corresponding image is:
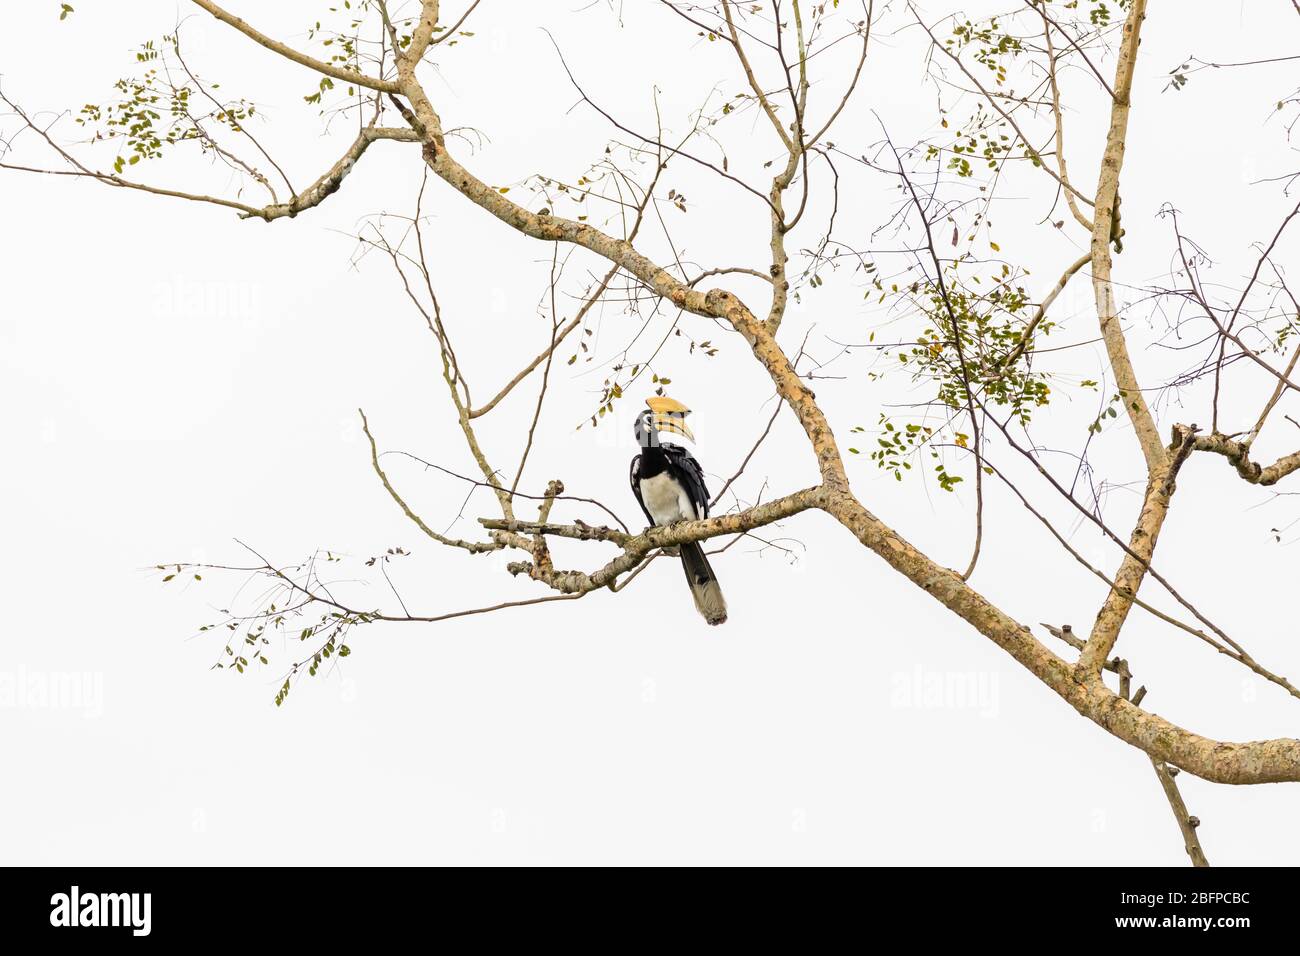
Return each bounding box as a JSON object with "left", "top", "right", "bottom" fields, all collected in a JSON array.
[{"left": 2, "top": 0, "right": 1298, "bottom": 865}]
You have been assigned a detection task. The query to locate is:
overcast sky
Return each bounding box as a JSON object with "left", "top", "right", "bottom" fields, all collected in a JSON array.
[{"left": 2, "top": 1, "right": 1298, "bottom": 865}]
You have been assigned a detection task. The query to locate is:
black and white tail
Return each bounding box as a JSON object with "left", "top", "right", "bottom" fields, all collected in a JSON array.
[{"left": 679, "top": 541, "right": 727, "bottom": 626}]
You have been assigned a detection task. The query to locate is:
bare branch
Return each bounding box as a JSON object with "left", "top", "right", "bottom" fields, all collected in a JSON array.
[
  {"left": 989, "top": 252, "right": 1090, "bottom": 375},
  {"left": 0, "top": 88, "right": 419, "bottom": 221},
  {"left": 1037, "top": 6, "right": 1095, "bottom": 231},
  {"left": 360, "top": 409, "right": 500, "bottom": 554},
  {"left": 1149, "top": 754, "right": 1211, "bottom": 867},
  {"left": 249, "top": 126, "right": 422, "bottom": 221},
  {"left": 189, "top": 0, "right": 401, "bottom": 93},
  {"left": 910, "top": 2, "right": 1096, "bottom": 210}
]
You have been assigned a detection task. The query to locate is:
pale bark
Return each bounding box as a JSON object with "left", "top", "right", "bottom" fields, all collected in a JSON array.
[
  {"left": 1074, "top": 0, "right": 1172, "bottom": 678},
  {"left": 250, "top": 126, "right": 422, "bottom": 221},
  {"left": 1088, "top": 0, "right": 1166, "bottom": 474},
  {"left": 1193, "top": 433, "right": 1300, "bottom": 485},
  {"left": 1150, "top": 756, "right": 1210, "bottom": 867},
  {"left": 1076, "top": 431, "right": 1190, "bottom": 677}
]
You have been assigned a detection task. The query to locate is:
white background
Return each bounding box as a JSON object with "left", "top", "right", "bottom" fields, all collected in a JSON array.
[{"left": 2, "top": 1, "right": 1298, "bottom": 865}]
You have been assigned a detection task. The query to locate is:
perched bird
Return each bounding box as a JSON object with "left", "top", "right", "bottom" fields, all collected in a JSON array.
[{"left": 630, "top": 396, "right": 727, "bottom": 626}]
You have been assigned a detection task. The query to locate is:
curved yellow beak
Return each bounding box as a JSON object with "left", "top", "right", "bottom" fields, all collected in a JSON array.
[
  {"left": 647, "top": 395, "right": 694, "bottom": 441},
  {"left": 653, "top": 412, "right": 694, "bottom": 442}
]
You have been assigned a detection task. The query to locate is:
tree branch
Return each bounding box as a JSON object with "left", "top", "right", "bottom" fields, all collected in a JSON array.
[
  {"left": 1192, "top": 433, "right": 1300, "bottom": 486},
  {"left": 248, "top": 126, "right": 422, "bottom": 221},
  {"left": 360, "top": 409, "right": 500, "bottom": 554},
  {"left": 190, "top": 0, "right": 401, "bottom": 93},
  {"left": 1088, "top": 0, "right": 1166, "bottom": 474},
  {"left": 1077, "top": 422, "right": 1195, "bottom": 676}
]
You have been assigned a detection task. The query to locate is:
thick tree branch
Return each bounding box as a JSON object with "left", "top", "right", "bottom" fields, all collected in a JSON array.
[
  {"left": 1077, "top": 423, "right": 1196, "bottom": 676},
  {"left": 821, "top": 488, "right": 1300, "bottom": 785},
  {"left": 1192, "top": 433, "right": 1300, "bottom": 486},
  {"left": 1089, "top": 0, "right": 1166, "bottom": 474}
]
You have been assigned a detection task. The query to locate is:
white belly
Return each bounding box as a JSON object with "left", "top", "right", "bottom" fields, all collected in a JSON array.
[{"left": 639, "top": 471, "right": 697, "bottom": 526}]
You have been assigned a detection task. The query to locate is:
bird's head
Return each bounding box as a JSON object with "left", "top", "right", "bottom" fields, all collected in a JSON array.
[{"left": 634, "top": 395, "right": 694, "bottom": 447}]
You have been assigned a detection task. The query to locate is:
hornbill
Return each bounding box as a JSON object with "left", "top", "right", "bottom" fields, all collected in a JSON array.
[{"left": 630, "top": 396, "right": 728, "bottom": 625}]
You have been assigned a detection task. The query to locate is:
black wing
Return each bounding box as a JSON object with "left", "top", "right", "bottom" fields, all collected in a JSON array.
[
  {"left": 663, "top": 443, "right": 711, "bottom": 519},
  {"left": 628, "top": 453, "right": 655, "bottom": 525}
]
